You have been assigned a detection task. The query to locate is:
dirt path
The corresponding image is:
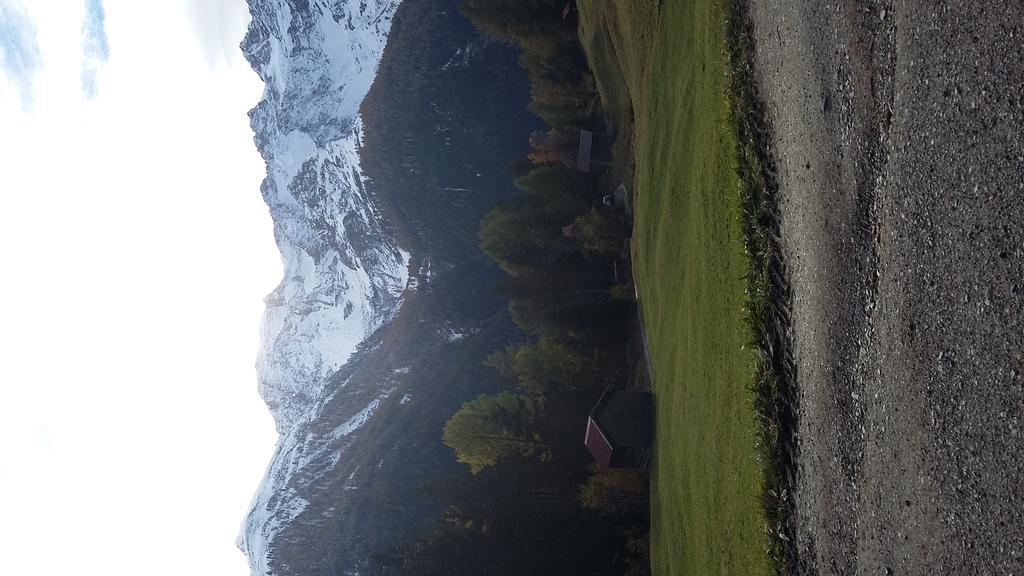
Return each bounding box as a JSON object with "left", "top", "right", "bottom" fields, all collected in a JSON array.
[{"left": 746, "top": 1, "right": 1024, "bottom": 574}]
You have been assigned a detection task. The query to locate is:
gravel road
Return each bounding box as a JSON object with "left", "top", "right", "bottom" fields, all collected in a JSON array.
[{"left": 746, "top": 1, "right": 1024, "bottom": 574}]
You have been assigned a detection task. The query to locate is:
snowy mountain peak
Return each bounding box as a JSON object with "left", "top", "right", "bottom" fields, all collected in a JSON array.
[
  {"left": 242, "top": 0, "right": 405, "bottom": 435},
  {"left": 243, "top": 0, "right": 399, "bottom": 144},
  {"left": 238, "top": 1, "right": 405, "bottom": 573}
]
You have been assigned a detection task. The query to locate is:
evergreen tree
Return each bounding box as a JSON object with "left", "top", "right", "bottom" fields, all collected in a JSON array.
[
  {"left": 563, "top": 209, "right": 632, "bottom": 258},
  {"left": 528, "top": 127, "right": 579, "bottom": 167},
  {"left": 459, "top": 0, "right": 572, "bottom": 46},
  {"left": 579, "top": 465, "right": 649, "bottom": 513},
  {"left": 443, "top": 392, "right": 549, "bottom": 473},
  {"left": 479, "top": 191, "right": 586, "bottom": 278},
  {"left": 514, "top": 164, "right": 593, "bottom": 197},
  {"left": 512, "top": 336, "right": 598, "bottom": 396},
  {"left": 484, "top": 344, "right": 519, "bottom": 380}
]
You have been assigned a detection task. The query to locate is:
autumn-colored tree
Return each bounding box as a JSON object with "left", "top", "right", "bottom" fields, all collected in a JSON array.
[
  {"left": 443, "top": 392, "right": 549, "bottom": 473},
  {"left": 527, "top": 128, "right": 578, "bottom": 167},
  {"left": 578, "top": 465, "right": 649, "bottom": 512},
  {"left": 530, "top": 78, "right": 593, "bottom": 109},
  {"left": 563, "top": 209, "right": 631, "bottom": 258}
]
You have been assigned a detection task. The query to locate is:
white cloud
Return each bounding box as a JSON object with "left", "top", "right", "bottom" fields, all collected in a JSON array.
[
  {"left": 180, "top": 0, "right": 254, "bottom": 69},
  {"left": 80, "top": 0, "right": 109, "bottom": 98},
  {"left": 0, "top": 0, "right": 41, "bottom": 109},
  {"left": 0, "top": 1, "right": 279, "bottom": 575}
]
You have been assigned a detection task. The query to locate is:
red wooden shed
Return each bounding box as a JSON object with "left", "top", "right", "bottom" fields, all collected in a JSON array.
[{"left": 584, "top": 388, "right": 653, "bottom": 470}]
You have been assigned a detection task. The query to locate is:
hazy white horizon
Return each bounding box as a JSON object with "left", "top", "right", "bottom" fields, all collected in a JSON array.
[{"left": 0, "top": 1, "right": 280, "bottom": 574}]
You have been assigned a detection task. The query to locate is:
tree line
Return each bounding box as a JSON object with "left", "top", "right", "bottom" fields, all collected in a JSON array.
[{"left": 369, "top": 2, "right": 648, "bottom": 574}]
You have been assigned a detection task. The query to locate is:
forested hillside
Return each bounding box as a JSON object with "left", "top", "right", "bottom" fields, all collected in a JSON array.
[
  {"left": 361, "top": 0, "right": 540, "bottom": 262},
  {"left": 369, "top": 2, "right": 650, "bottom": 574},
  {"left": 245, "top": 1, "right": 550, "bottom": 573}
]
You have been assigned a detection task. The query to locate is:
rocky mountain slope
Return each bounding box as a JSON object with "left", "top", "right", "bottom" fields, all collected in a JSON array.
[
  {"left": 237, "top": 1, "right": 538, "bottom": 574},
  {"left": 238, "top": 0, "right": 406, "bottom": 573},
  {"left": 242, "top": 0, "right": 407, "bottom": 435}
]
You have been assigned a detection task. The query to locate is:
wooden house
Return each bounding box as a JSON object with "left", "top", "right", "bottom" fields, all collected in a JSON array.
[{"left": 584, "top": 388, "right": 653, "bottom": 469}]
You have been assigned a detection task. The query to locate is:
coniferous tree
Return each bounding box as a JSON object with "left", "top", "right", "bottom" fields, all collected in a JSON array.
[
  {"left": 510, "top": 336, "right": 598, "bottom": 396},
  {"left": 443, "top": 392, "right": 549, "bottom": 473},
  {"left": 480, "top": 191, "right": 586, "bottom": 278},
  {"left": 527, "top": 128, "right": 579, "bottom": 167},
  {"left": 459, "top": 0, "right": 571, "bottom": 46},
  {"left": 563, "top": 209, "right": 632, "bottom": 258}
]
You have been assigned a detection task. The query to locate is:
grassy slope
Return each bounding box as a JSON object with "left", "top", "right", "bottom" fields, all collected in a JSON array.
[{"left": 579, "top": 2, "right": 770, "bottom": 575}]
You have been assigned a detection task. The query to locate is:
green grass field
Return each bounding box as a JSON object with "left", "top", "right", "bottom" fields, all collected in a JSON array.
[{"left": 578, "top": 2, "right": 771, "bottom": 575}]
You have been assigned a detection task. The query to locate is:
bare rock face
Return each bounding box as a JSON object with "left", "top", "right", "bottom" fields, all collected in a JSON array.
[
  {"left": 237, "top": 1, "right": 405, "bottom": 574},
  {"left": 242, "top": 0, "right": 407, "bottom": 436},
  {"left": 235, "top": 2, "right": 538, "bottom": 574}
]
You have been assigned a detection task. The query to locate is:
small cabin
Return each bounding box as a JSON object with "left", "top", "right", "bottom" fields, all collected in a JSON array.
[
  {"left": 584, "top": 389, "right": 653, "bottom": 470},
  {"left": 577, "top": 129, "right": 614, "bottom": 173}
]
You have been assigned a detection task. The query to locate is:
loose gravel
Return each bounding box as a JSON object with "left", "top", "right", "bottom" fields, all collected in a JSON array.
[{"left": 746, "top": 1, "right": 1024, "bottom": 574}]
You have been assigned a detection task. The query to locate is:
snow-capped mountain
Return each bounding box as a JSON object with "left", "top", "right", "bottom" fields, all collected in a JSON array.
[
  {"left": 242, "top": 0, "right": 406, "bottom": 434},
  {"left": 236, "top": 0, "right": 538, "bottom": 573},
  {"left": 238, "top": 0, "right": 404, "bottom": 574}
]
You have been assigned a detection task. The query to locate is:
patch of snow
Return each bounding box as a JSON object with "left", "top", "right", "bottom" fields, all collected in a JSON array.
[
  {"left": 437, "top": 327, "right": 466, "bottom": 342},
  {"left": 252, "top": 69, "right": 410, "bottom": 435},
  {"left": 331, "top": 397, "right": 382, "bottom": 440},
  {"left": 238, "top": 0, "right": 405, "bottom": 573}
]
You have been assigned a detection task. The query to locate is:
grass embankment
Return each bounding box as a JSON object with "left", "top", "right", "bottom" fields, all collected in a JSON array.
[{"left": 579, "top": 2, "right": 784, "bottom": 574}]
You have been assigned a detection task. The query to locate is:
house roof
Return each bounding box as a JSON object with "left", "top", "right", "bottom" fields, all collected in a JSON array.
[
  {"left": 584, "top": 416, "right": 613, "bottom": 469},
  {"left": 589, "top": 388, "right": 653, "bottom": 449}
]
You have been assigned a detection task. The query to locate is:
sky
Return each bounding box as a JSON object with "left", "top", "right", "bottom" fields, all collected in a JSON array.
[{"left": 0, "top": 1, "right": 280, "bottom": 574}]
